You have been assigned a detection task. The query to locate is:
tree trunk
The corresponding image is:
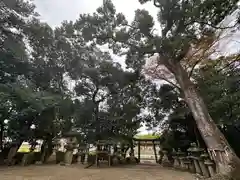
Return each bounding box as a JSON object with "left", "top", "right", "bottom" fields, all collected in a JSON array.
[
  {"left": 172, "top": 62, "right": 240, "bottom": 179},
  {"left": 0, "top": 123, "right": 3, "bottom": 151},
  {"left": 94, "top": 103, "right": 100, "bottom": 140}
]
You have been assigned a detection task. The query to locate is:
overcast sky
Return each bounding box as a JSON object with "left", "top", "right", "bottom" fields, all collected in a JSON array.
[
  {"left": 33, "top": 0, "right": 161, "bottom": 69},
  {"left": 32, "top": 0, "right": 240, "bottom": 67},
  {"left": 34, "top": 0, "right": 159, "bottom": 27}
]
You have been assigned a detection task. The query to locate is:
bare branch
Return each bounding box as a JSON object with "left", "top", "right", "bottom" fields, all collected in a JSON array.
[
  {"left": 217, "top": 54, "right": 240, "bottom": 73},
  {"left": 185, "top": 28, "right": 231, "bottom": 78},
  {"left": 195, "top": 20, "right": 238, "bottom": 30},
  {"left": 144, "top": 55, "right": 181, "bottom": 91}
]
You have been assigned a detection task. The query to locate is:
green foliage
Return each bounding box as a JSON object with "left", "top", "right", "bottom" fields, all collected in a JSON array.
[
  {"left": 74, "top": 0, "right": 238, "bottom": 70},
  {"left": 1, "top": 0, "right": 239, "bottom": 158},
  {"left": 195, "top": 58, "right": 240, "bottom": 126},
  {"left": 158, "top": 56, "right": 240, "bottom": 150},
  {"left": 0, "top": 0, "right": 155, "bottom": 144},
  {"left": 0, "top": 0, "right": 73, "bottom": 142}
]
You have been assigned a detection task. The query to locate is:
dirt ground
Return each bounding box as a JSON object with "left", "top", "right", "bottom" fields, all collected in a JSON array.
[{"left": 0, "top": 164, "right": 195, "bottom": 180}]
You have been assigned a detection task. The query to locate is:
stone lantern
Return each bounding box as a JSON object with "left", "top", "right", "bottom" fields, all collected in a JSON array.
[
  {"left": 64, "top": 137, "right": 77, "bottom": 165},
  {"left": 77, "top": 143, "right": 88, "bottom": 164},
  {"left": 172, "top": 150, "right": 180, "bottom": 169},
  {"left": 182, "top": 156, "right": 192, "bottom": 171},
  {"left": 186, "top": 153, "right": 195, "bottom": 173},
  {"left": 21, "top": 141, "right": 38, "bottom": 166},
  {"left": 54, "top": 139, "right": 65, "bottom": 164},
  {"left": 122, "top": 144, "right": 129, "bottom": 158},
  {"left": 199, "top": 151, "right": 211, "bottom": 177},
  {"left": 204, "top": 158, "right": 216, "bottom": 177},
  {"left": 176, "top": 148, "right": 186, "bottom": 170},
  {"left": 187, "top": 143, "right": 203, "bottom": 175},
  {"left": 7, "top": 140, "right": 20, "bottom": 165},
  {"left": 161, "top": 150, "right": 171, "bottom": 167}
]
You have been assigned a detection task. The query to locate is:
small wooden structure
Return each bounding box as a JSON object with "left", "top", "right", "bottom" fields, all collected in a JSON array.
[
  {"left": 133, "top": 136, "right": 161, "bottom": 163},
  {"left": 95, "top": 140, "right": 114, "bottom": 167}
]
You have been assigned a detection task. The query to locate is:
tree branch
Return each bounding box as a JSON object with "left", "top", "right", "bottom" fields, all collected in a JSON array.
[
  {"left": 185, "top": 20, "right": 238, "bottom": 30},
  {"left": 188, "top": 59, "right": 202, "bottom": 78},
  {"left": 95, "top": 33, "right": 157, "bottom": 56},
  {"left": 145, "top": 69, "right": 181, "bottom": 95},
  {"left": 92, "top": 87, "right": 99, "bottom": 103},
  {"left": 144, "top": 56, "right": 181, "bottom": 91},
  {"left": 217, "top": 54, "right": 240, "bottom": 73}
]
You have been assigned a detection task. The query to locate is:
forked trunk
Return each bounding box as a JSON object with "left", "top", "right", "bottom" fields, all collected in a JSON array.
[{"left": 173, "top": 62, "right": 240, "bottom": 179}]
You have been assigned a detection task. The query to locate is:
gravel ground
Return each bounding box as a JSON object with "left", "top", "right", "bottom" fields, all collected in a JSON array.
[{"left": 0, "top": 164, "right": 195, "bottom": 180}]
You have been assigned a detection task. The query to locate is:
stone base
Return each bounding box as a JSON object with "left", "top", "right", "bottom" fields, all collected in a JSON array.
[
  {"left": 64, "top": 150, "right": 73, "bottom": 165},
  {"left": 35, "top": 161, "right": 43, "bottom": 165},
  {"left": 126, "top": 157, "right": 139, "bottom": 164},
  {"left": 21, "top": 152, "right": 35, "bottom": 166},
  {"left": 162, "top": 155, "right": 172, "bottom": 167},
  {"left": 56, "top": 151, "right": 64, "bottom": 164}
]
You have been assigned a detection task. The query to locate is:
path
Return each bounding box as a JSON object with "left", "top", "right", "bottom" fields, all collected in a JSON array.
[{"left": 0, "top": 164, "right": 195, "bottom": 180}]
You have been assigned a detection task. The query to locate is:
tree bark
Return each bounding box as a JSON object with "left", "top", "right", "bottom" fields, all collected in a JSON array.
[
  {"left": 0, "top": 122, "right": 3, "bottom": 151},
  {"left": 172, "top": 62, "right": 240, "bottom": 179}
]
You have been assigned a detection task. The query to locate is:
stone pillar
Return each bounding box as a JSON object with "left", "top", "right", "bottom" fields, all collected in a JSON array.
[
  {"left": 161, "top": 150, "right": 171, "bottom": 167},
  {"left": 77, "top": 144, "right": 87, "bottom": 164},
  {"left": 204, "top": 159, "right": 216, "bottom": 177},
  {"left": 7, "top": 141, "right": 19, "bottom": 165},
  {"left": 179, "top": 157, "right": 186, "bottom": 169},
  {"left": 187, "top": 143, "right": 203, "bottom": 176},
  {"left": 193, "top": 157, "right": 202, "bottom": 175},
  {"left": 40, "top": 143, "right": 48, "bottom": 163},
  {"left": 84, "top": 147, "right": 89, "bottom": 164},
  {"left": 21, "top": 141, "right": 37, "bottom": 166},
  {"left": 64, "top": 142, "right": 75, "bottom": 165},
  {"left": 172, "top": 152, "right": 180, "bottom": 169},
  {"left": 64, "top": 150, "right": 73, "bottom": 165},
  {"left": 55, "top": 139, "right": 66, "bottom": 164},
  {"left": 187, "top": 155, "right": 195, "bottom": 173},
  {"left": 129, "top": 147, "right": 137, "bottom": 163},
  {"left": 180, "top": 156, "right": 191, "bottom": 171},
  {"left": 53, "top": 142, "right": 64, "bottom": 164},
  {"left": 183, "top": 158, "right": 192, "bottom": 171},
  {"left": 176, "top": 149, "right": 185, "bottom": 170},
  {"left": 199, "top": 152, "right": 211, "bottom": 178}
]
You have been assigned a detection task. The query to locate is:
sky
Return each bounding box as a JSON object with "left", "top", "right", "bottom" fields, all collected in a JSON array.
[
  {"left": 34, "top": 0, "right": 159, "bottom": 27},
  {"left": 33, "top": 0, "right": 160, "bottom": 69},
  {"left": 33, "top": 0, "right": 160, "bottom": 135},
  {"left": 33, "top": 0, "right": 240, "bottom": 66}
]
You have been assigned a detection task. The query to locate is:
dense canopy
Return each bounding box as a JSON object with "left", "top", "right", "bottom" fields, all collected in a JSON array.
[{"left": 1, "top": 0, "right": 240, "bottom": 178}]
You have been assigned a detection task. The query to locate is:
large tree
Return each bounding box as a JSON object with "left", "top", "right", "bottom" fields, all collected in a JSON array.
[
  {"left": 0, "top": 0, "right": 75, "bottom": 151},
  {"left": 73, "top": 0, "right": 240, "bottom": 178},
  {"left": 70, "top": 49, "right": 145, "bottom": 141},
  {"left": 0, "top": 0, "right": 146, "bottom": 149}
]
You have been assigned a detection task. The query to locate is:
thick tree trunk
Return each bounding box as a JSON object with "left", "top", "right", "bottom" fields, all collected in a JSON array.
[
  {"left": 0, "top": 122, "right": 3, "bottom": 151},
  {"left": 173, "top": 62, "right": 240, "bottom": 179},
  {"left": 94, "top": 104, "right": 100, "bottom": 140}
]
